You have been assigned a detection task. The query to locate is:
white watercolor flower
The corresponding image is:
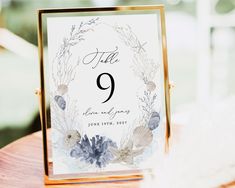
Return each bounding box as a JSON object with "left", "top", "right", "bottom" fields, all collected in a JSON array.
[
  {"left": 63, "top": 130, "right": 81, "bottom": 148},
  {"left": 146, "top": 81, "right": 156, "bottom": 92}
]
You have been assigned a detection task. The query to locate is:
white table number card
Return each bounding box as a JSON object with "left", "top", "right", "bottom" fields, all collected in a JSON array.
[{"left": 37, "top": 5, "right": 170, "bottom": 184}]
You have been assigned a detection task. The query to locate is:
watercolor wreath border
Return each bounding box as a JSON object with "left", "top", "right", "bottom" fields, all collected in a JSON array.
[{"left": 50, "top": 17, "right": 161, "bottom": 169}]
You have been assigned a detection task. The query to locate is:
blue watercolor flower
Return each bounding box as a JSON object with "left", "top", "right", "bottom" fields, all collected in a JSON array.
[
  {"left": 54, "top": 95, "right": 66, "bottom": 110},
  {"left": 148, "top": 111, "right": 160, "bottom": 130},
  {"left": 70, "top": 134, "right": 117, "bottom": 168}
]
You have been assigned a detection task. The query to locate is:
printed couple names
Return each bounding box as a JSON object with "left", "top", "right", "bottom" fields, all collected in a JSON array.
[{"left": 83, "top": 107, "right": 130, "bottom": 120}]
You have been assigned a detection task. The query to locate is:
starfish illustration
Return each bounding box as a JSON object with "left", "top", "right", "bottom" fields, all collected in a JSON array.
[
  {"left": 133, "top": 41, "right": 147, "bottom": 53},
  {"left": 109, "top": 139, "right": 144, "bottom": 164}
]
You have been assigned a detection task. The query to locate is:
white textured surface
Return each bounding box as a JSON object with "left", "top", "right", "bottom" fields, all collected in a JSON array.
[{"left": 142, "top": 96, "right": 235, "bottom": 188}]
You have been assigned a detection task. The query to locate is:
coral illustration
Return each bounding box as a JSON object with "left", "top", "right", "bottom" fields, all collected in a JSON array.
[{"left": 70, "top": 135, "right": 117, "bottom": 168}]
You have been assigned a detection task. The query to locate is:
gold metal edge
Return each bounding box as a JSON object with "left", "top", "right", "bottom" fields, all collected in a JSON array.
[
  {"left": 37, "top": 10, "right": 49, "bottom": 176},
  {"left": 37, "top": 5, "right": 164, "bottom": 14},
  {"left": 44, "top": 174, "right": 143, "bottom": 185},
  {"left": 159, "top": 7, "right": 171, "bottom": 152}
]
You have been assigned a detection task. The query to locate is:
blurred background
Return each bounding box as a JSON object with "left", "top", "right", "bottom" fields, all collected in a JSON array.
[{"left": 0, "top": 0, "right": 235, "bottom": 148}]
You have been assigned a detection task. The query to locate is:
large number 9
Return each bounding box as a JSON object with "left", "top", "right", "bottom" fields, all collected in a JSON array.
[{"left": 96, "top": 73, "right": 115, "bottom": 103}]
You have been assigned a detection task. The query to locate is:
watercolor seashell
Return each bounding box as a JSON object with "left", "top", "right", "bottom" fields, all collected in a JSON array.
[
  {"left": 54, "top": 95, "right": 66, "bottom": 110},
  {"left": 57, "top": 84, "right": 68, "bottom": 95},
  {"left": 148, "top": 111, "right": 160, "bottom": 130},
  {"left": 146, "top": 81, "right": 156, "bottom": 92},
  {"left": 133, "top": 126, "right": 153, "bottom": 148},
  {"left": 63, "top": 130, "right": 81, "bottom": 148}
]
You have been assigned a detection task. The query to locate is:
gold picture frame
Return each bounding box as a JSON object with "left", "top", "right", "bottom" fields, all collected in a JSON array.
[{"left": 36, "top": 5, "right": 171, "bottom": 185}]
